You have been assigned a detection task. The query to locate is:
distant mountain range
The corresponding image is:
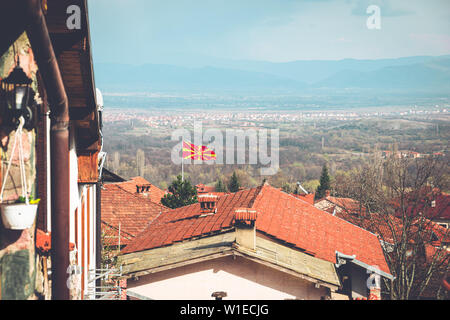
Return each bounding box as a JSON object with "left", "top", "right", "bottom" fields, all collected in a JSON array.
[{"left": 94, "top": 55, "right": 450, "bottom": 94}]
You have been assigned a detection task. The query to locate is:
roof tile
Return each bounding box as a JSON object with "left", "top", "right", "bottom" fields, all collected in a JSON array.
[{"left": 122, "top": 184, "right": 391, "bottom": 274}]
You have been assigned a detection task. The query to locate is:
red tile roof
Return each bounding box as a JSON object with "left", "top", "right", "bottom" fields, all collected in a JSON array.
[
  {"left": 108, "top": 177, "right": 166, "bottom": 204},
  {"left": 196, "top": 184, "right": 216, "bottom": 193},
  {"left": 292, "top": 193, "right": 315, "bottom": 205},
  {"left": 412, "top": 191, "right": 449, "bottom": 220},
  {"left": 101, "top": 220, "right": 135, "bottom": 247},
  {"left": 101, "top": 183, "right": 165, "bottom": 245},
  {"left": 122, "top": 184, "right": 391, "bottom": 274},
  {"left": 319, "top": 196, "right": 364, "bottom": 214},
  {"left": 320, "top": 197, "right": 449, "bottom": 247},
  {"left": 36, "top": 229, "right": 75, "bottom": 253},
  {"left": 392, "top": 188, "right": 450, "bottom": 220}
]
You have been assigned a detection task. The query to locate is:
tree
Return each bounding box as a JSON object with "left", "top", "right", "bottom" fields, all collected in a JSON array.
[
  {"left": 228, "top": 171, "right": 241, "bottom": 193},
  {"left": 136, "top": 149, "right": 145, "bottom": 176},
  {"left": 215, "top": 179, "right": 227, "bottom": 192},
  {"left": 161, "top": 175, "right": 198, "bottom": 209},
  {"left": 315, "top": 164, "right": 331, "bottom": 199},
  {"left": 281, "top": 182, "right": 294, "bottom": 194},
  {"left": 111, "top": 152, "right": 120, "bottom": 172},
  {"left": 338, "top": 156, "right": 449, "bottom": 300}
]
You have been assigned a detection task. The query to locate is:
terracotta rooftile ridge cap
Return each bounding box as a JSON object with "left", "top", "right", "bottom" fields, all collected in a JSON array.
[
  {"left": 130, "top": 176, "right": 152, "bottom": 183},
  {"left": 247, "top": 185, "right": 266, "bottom": 209}
]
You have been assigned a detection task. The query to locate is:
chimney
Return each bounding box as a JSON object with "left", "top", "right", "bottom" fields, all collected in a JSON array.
[
  {"left": 234, "top": 208, "right": 257, "bottom": 250},
  {"left": 368, "top": 287, "right": 381, "bottom": 300},
  {"left": 136, "top": 184, "right": 151, "bottom": 197},
  {"left": 325, "top": 190, "right": 331, "bottom": 197},
  {"left": 198, "top": 194, "right": 219, "bottom": 214}
]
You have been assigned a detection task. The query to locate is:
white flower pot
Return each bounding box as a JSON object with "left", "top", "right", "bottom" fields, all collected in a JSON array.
[{"left": 1, "top": 203, "right": 38, "bottom": 230}]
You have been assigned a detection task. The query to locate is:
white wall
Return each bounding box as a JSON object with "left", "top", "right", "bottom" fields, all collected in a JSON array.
[
  {"left": 68, "top": 132, "right": 97, "bottom": 299},
  {"left": 128, "top": 256, "right": 329, "bottom": 300}
]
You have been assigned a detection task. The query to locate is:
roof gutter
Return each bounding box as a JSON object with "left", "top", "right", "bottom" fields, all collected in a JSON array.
[
  {"left": 335, "top": 251, "right": 394, "bottom": 281},
  {"left": 23, "top": 0, "right": 70, "bottom": 300}
]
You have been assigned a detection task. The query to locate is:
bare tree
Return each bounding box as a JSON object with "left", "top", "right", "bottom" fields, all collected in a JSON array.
[
  {"left": 336, "top": 155, "right": 449, "bottom": 300},
  {"left": 111, "top": 151, "right": 120, "bottom": 172},
  {"left": 136, "top": 149, "right": 145, "bottom": 177}
]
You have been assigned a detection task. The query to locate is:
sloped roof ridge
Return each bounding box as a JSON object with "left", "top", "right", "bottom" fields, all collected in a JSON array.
[{"left": 247, "top": 184, "right": 266, "bottom": 209}]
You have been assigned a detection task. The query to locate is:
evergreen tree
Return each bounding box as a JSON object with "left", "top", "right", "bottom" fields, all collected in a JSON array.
[
  {"left": 315, "top": 164, "right": 331, "bottom": 199},
  {"left": 161, "top": 175, "right": 198, "bottom": 209},
  {"left": 215, "top": 178, "right": 227, "bottom": 192},
  {"left": 228, "top": 171, "right": 241, "bottom": 193}
]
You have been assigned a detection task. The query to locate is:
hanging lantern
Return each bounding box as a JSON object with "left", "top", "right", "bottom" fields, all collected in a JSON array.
[{"left": 0, "top": 56, "right": 35, "bottom": 128}]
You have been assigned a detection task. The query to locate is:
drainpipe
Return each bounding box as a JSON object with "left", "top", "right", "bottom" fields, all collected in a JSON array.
[
  {"left": 24, "top": 0, "right": 70, "bottom": 300},
  {"left": 96, "top": 90, "right": 104, "bottom": 290}
]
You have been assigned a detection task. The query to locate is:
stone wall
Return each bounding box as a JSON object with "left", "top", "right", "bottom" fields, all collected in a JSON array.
[{"left": 0, "top": 33, "right": 45, "bottom": 300}]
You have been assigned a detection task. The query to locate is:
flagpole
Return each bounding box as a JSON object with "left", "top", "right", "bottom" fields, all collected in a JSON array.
[{"left": 181, "top": 157, "right": 184, "bottom": 182}]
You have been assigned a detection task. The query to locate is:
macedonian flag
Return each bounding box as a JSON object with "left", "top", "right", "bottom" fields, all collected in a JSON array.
[{"left": 182, "top": 141, "right": 216, "bottom": 161}]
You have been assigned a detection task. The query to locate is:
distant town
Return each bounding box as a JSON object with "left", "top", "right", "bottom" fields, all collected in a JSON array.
[{"left": 103, "top": 105, "right": 449, "bottom": 129}]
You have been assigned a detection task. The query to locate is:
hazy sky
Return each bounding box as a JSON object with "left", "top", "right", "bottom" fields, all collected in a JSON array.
[{"left": 88, "top": 0, "right": 450, "bottom": 64}]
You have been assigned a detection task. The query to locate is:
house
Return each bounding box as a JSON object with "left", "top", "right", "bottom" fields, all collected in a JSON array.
[
  {"left": 315, "top": 191, "right": 449, "bottom": 299},
  {"left": 314, "top": 192, "right": 363, "bottom": 216},
  {"left": 101, "top": 168, "right": 126, "bottom": 184},
  {"left": 401, "top": 188, "right": 449, "bottom": 229},
  {"left": 118, "top": 183, "right": 392, "bottom": 300},
  {"left": 0, "top": 0, "right": 102, "bottom": 300},
  {"left": 101, "top": 180, "right": 165, "bottom": 249},
  {"left": 105, "top": 176, "right": 166, "bottom": 205},
  {"left": 100, "top": 179, "right": 166, "bottom": 300},
  {"left": 196, "top": 183, "right": 228, "bottom": 197},
  {"left": 196, "top": 183, "right": 216, "bottom": 194}
]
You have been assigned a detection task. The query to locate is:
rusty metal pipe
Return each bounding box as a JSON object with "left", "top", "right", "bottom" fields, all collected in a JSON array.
[
  {"left": 23, "top": 0, "right": 70, "bottom": 300},
  {"left": 0, "top": 0, "right": 70, "bottom": 300}
]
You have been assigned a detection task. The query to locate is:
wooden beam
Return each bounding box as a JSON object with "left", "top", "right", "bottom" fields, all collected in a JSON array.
[
  {"left": 77, "top": 151, "right": 99, "bottom": 183},
  {"left": 121, "top": 251, "right": 234, "bottom": 279}
]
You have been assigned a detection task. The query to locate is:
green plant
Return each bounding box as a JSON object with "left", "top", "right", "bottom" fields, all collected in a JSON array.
[
  {"left": 228, "top": 171, "right": 241, "bottom": 193},
  {"left": 315, "top": 164, "right": 331, "bottom": 200},
  {"left": 161, "top": 175, "right": 198, "bottom": 209},
  {"left": 16, "top": 196, "right": 40, "bottom": 204}
]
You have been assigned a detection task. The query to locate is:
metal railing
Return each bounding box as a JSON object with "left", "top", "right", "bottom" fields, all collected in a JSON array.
[{"left": 86, "top": 266, "right": 123, "bottom": 300}]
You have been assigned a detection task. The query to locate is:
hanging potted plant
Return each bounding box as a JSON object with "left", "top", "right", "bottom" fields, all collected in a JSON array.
[
  {"left": 1, "top": 196, "right": 40, "bottom": 230},
  {"left": 0, "top": 116, "right": 39, "bottom": 230}
]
